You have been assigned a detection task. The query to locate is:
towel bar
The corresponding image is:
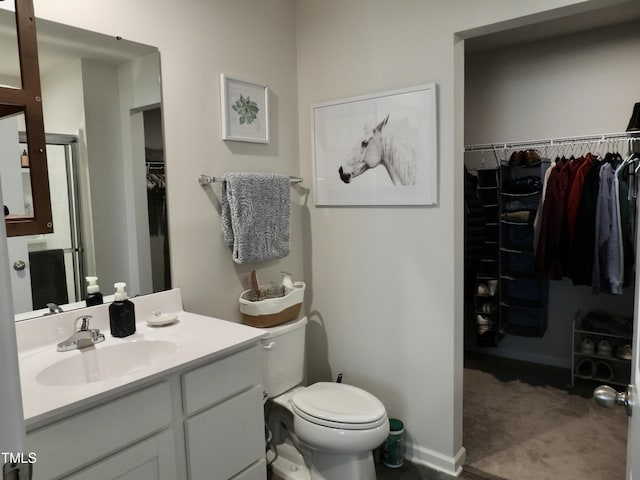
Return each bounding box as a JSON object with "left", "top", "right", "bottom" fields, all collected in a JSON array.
[{"left": 199, "top": 174, "right": 303, "bottom": 186}]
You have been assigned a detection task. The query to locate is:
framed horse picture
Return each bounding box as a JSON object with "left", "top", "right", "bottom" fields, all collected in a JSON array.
[{"left": 311, "top": 83, "right": 438, "bottom": 206}]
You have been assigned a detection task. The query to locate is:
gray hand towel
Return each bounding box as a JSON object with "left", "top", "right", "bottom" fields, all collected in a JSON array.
[{"left": 221, "top": 172, "right": 290, "bottom": 264}]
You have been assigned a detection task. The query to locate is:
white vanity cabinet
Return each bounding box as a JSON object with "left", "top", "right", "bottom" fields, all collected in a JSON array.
[
  {"left": 27, "top": 381, "right": 176, "bottom": 480},
  {"left": 25, "top": 344, "right": 266, "bottom": 480},
  {"left": 182, "top": 346, "right": 264, "bottom": 479}
]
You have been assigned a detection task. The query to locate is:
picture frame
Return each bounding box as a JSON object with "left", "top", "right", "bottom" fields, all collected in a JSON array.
[
  {"left": 311, "top": 83, "right": 438, "bottom": 206},
  {"left": 220, "top": 74, "right": 269, "bottom": 144}
]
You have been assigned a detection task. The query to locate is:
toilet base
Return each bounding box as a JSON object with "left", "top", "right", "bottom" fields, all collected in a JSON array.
[
  {"left": 309, "top": 450, "right": 376, "bottom": 480},
  {"left": 270, "top": 441, "right": 310, "bottom": 480},
  {"left": 269, "top": 441, "right": 377, "bottom": 480}
]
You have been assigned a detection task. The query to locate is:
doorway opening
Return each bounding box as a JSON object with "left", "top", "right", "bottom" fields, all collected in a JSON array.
[
  {"left": 460, "top": 5, "right": 640, "bottom": 479},
  {"left": 143, "top": 107, "right": 170, "bottom": 293}
]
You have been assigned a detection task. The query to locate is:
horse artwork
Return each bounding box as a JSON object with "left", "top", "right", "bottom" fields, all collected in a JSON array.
[
  {"left": 338, "top": 114, "right": 417, "bottom": 186},
  {"left": 312, "top": 83, "right": 437, "bottom": 205}
]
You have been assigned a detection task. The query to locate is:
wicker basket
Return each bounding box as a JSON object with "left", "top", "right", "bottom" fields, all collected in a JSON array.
[{"left": 239, "top": 281, "right": 305, "bottom": 328}]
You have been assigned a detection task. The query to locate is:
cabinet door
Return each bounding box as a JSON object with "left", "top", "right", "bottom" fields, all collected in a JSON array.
[
  {"left": 65, "top": 431, "right": 176, "bottom": 480},
  {"left": 186, "top": 386, "right": 264, "bottom": 479},
  {"left": 28, "top": 382, "right": 172, "bottom": 479},
  {"left": 230, "top": 459, "right": 266, "bottom": 480}
]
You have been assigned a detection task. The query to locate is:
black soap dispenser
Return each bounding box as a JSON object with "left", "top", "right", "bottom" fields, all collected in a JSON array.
[
  {"left": 109, "top": 282, "right": 136, "bottom": 338},
  {"left": 85, "top": 276, "right": 103, "bottom": 307}
]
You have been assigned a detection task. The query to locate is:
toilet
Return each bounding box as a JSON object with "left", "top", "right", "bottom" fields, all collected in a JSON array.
[{"left": 262, "top": 317, "right": 389, "bottom": 480}]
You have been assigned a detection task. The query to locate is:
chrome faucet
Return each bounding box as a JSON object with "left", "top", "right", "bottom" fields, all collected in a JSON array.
[
  {"left": 57, "top": 315, "right": 105, "bottom": 352},
  {"left": 45, "top": 303, "right": 64, "bottom": 315}
]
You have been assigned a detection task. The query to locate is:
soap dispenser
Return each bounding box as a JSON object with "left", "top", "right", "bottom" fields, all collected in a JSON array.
[
  {"left": 109, "top": 282, "right": 136, "bottom": 337},
  {"left": 85, "top": 276, "right": 103, "bottom": 307}
]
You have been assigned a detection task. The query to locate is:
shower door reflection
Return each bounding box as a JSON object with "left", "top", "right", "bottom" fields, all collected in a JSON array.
[{"left": 7, "top": 135, "right": 84, "bottom": 311}]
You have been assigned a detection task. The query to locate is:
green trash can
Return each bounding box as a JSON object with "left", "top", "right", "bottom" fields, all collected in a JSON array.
[{"left": 382, "top": 418, "right": 405, "bottom": 468}]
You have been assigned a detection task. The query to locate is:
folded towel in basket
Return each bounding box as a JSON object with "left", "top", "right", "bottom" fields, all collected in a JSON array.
[{"left": 221, "top": 172, "right": 290, "bottom": 264}]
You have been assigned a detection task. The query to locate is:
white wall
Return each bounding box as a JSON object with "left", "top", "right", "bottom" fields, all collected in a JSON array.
[
  {"left": 117, "top": 52, "right": 161, "bottom": 296},
  {"left": 465, "top": 20, "right": 640, "bottom": 367},
  {"left": 0, "top": 0, "right": 628, "bottom": 475},
  {"left": 465, "top": 20, "right": 640, "bottom": 144},
  {"left": 81, "top": 59, "right": 131, "bottom": 294},
  {"left": 294, "top": 0, "right": 625, "bottom": 473}
]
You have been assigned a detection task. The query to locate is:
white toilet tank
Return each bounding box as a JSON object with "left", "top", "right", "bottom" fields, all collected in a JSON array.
[{"left": 262, "top": 316, "right": 307, "bottom": 398}]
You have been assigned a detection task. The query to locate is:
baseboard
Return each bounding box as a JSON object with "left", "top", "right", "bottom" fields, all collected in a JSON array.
[
  {"left": 405, "top": 441, "right": 466, "bottom": 476},
  {"left": 468, "top": 345, "right": 571, "bottom": 369}
]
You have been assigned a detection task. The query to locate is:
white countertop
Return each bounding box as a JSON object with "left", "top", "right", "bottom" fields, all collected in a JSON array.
[{"left": 16, "top": 288, "right": 267, "bottom": 427}]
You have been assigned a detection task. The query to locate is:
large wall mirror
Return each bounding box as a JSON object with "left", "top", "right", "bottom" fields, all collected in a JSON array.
[{"left": 0, "top": 5, "right": 170, "bottom": 318}]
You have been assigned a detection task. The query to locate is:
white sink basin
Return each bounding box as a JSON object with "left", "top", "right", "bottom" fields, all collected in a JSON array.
[{"left": 36, "top": 340, "right": 178, "bottom": 387}]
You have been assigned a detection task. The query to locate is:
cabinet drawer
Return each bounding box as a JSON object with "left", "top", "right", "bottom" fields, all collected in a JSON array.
[
  {"left": 28, "top": 382, "right": 172, "bottom": 480},
  {"left": 182, "top": 345, "right": 261, "bottom": 415},
  {"left": 185, "top": 386, "right": 264, "bottom": 479}
]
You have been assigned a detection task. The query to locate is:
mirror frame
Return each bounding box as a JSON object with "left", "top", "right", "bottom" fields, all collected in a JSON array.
[{"left": 0, "top": 0, "right": 52, "bottom": 236}]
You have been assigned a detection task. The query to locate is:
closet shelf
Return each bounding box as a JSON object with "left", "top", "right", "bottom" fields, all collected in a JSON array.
[
  {"left": 500, "top": 246, "right": 528, "bottom": 253},
  {"left": 500, "top": 299, "right": 545, "bottom": 309},
  {"left": 477, "top": 275, "right": 498, "bottom": 281},
  {"left": 500, "top": 219, "right": 534, "bottom": 226},
  {"left": 501, "top": 271, "right": 538, "bottom": 280},
  {"left": 464, "top": 130, "right": 639, "bottom": 153},
  {"left": 500, "top": 191, "right": 541, "bottom": 197},
  {"left": 573, "top": 328, "right": 631, "bottom": 341},
  {"left": 507, "top": 161, "right": 542, "bottom": 169},
  {"left": 501, "top": 245, "right": 534, "bottom": 253},
  {"left": 573, "top": 352, "right": 631, "bottom": 364},
  {"left": 572, "top": 374, "right": 630, "bottom": 387}
]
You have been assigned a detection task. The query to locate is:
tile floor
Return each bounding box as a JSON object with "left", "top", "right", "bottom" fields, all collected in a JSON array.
[
  {"left": 270, "top": 460, "right": 491, "bottom": 480},
  {"left": 376, "top": 461, "right": 491, "bottom": 480},
  {"left": 375, "top": 461, "right": 453, "bottom": 479}
]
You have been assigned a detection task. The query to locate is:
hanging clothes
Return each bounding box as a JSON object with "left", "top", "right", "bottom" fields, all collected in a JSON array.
[
  {"left": 569, "top": 158, "right": 603, "bottom": 286},
  {"left": 535, "top": 157, "right": 570, "bottom": 279},
  {"left": 534, "top": 148, "right": 637, "bottom": 295},
  {"left": 592, "top": 162, "right": 615, "bottom": 293},
  {"left": 565, "top": 153, "right": 595, "bottom": 242}
]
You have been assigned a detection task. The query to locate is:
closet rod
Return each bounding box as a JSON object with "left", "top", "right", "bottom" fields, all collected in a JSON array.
[
  {"left": 199, "top": 174, "right": 303, "bottom": 186},
  {"left": 464, "top": 131, "right": 640, "bottom": 153}
]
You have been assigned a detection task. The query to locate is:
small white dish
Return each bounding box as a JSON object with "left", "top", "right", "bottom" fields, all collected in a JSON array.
[{"left": 145, "top": 311, "right": 178, "bottom": 326}]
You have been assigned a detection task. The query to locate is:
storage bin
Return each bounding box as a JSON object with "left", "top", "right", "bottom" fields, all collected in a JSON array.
[
  {"left": 239, "top": 281, "right": 305, "bottom": 328},
  {"left": 503, "top": 277, "right": 543, "bottom": 302},
  {"left": 501, "top": 222, "right": 535, "bottom": 251},
  {"left": 502, "top": 305, "right": 547, "bottom": 337},
  {"left": 502, "top": 250, "right": 536, "bottom": 276},
  {"left": 382, "top": 419, "right": 405, "bottom": 468}
]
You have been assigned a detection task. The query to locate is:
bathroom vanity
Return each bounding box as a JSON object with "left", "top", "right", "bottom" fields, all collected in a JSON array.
[{"left": 16, "top": 289, "right": 267, "bottom": 480}]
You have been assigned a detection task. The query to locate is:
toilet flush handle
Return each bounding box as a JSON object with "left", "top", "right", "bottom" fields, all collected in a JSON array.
[{"left": 262, "top": 341, "right": 275, "bottom": 350}]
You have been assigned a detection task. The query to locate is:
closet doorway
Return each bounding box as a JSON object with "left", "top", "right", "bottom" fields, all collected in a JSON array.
[
  {"left": 460, "top": 5, "right": 640, "bottom": 480},
  {"left": 143, "top": 107, "right": 170, "bottom": 293}
]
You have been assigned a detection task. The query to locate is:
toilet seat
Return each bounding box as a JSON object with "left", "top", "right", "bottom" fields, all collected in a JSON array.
[{"left": 291, "top": 382, "right": 387, "bottom": 430}]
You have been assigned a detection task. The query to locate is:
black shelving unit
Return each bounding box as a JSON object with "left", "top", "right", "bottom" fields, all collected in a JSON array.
[
  {"left": 499, "top": 162, "right": 548, "bottom": 338},
  {"left": 473, "top": 168, "right": 502, "bottom": 347}
]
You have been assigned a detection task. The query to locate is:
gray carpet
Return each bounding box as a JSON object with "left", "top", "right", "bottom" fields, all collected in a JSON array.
[{"left": 463, "top": 354, "right": 628, "bottom": 480}]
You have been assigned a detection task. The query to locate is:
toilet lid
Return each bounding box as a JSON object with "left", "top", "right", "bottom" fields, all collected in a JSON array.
[{"left": 291, "top": 382, "right": 387, "bottom": 430}]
